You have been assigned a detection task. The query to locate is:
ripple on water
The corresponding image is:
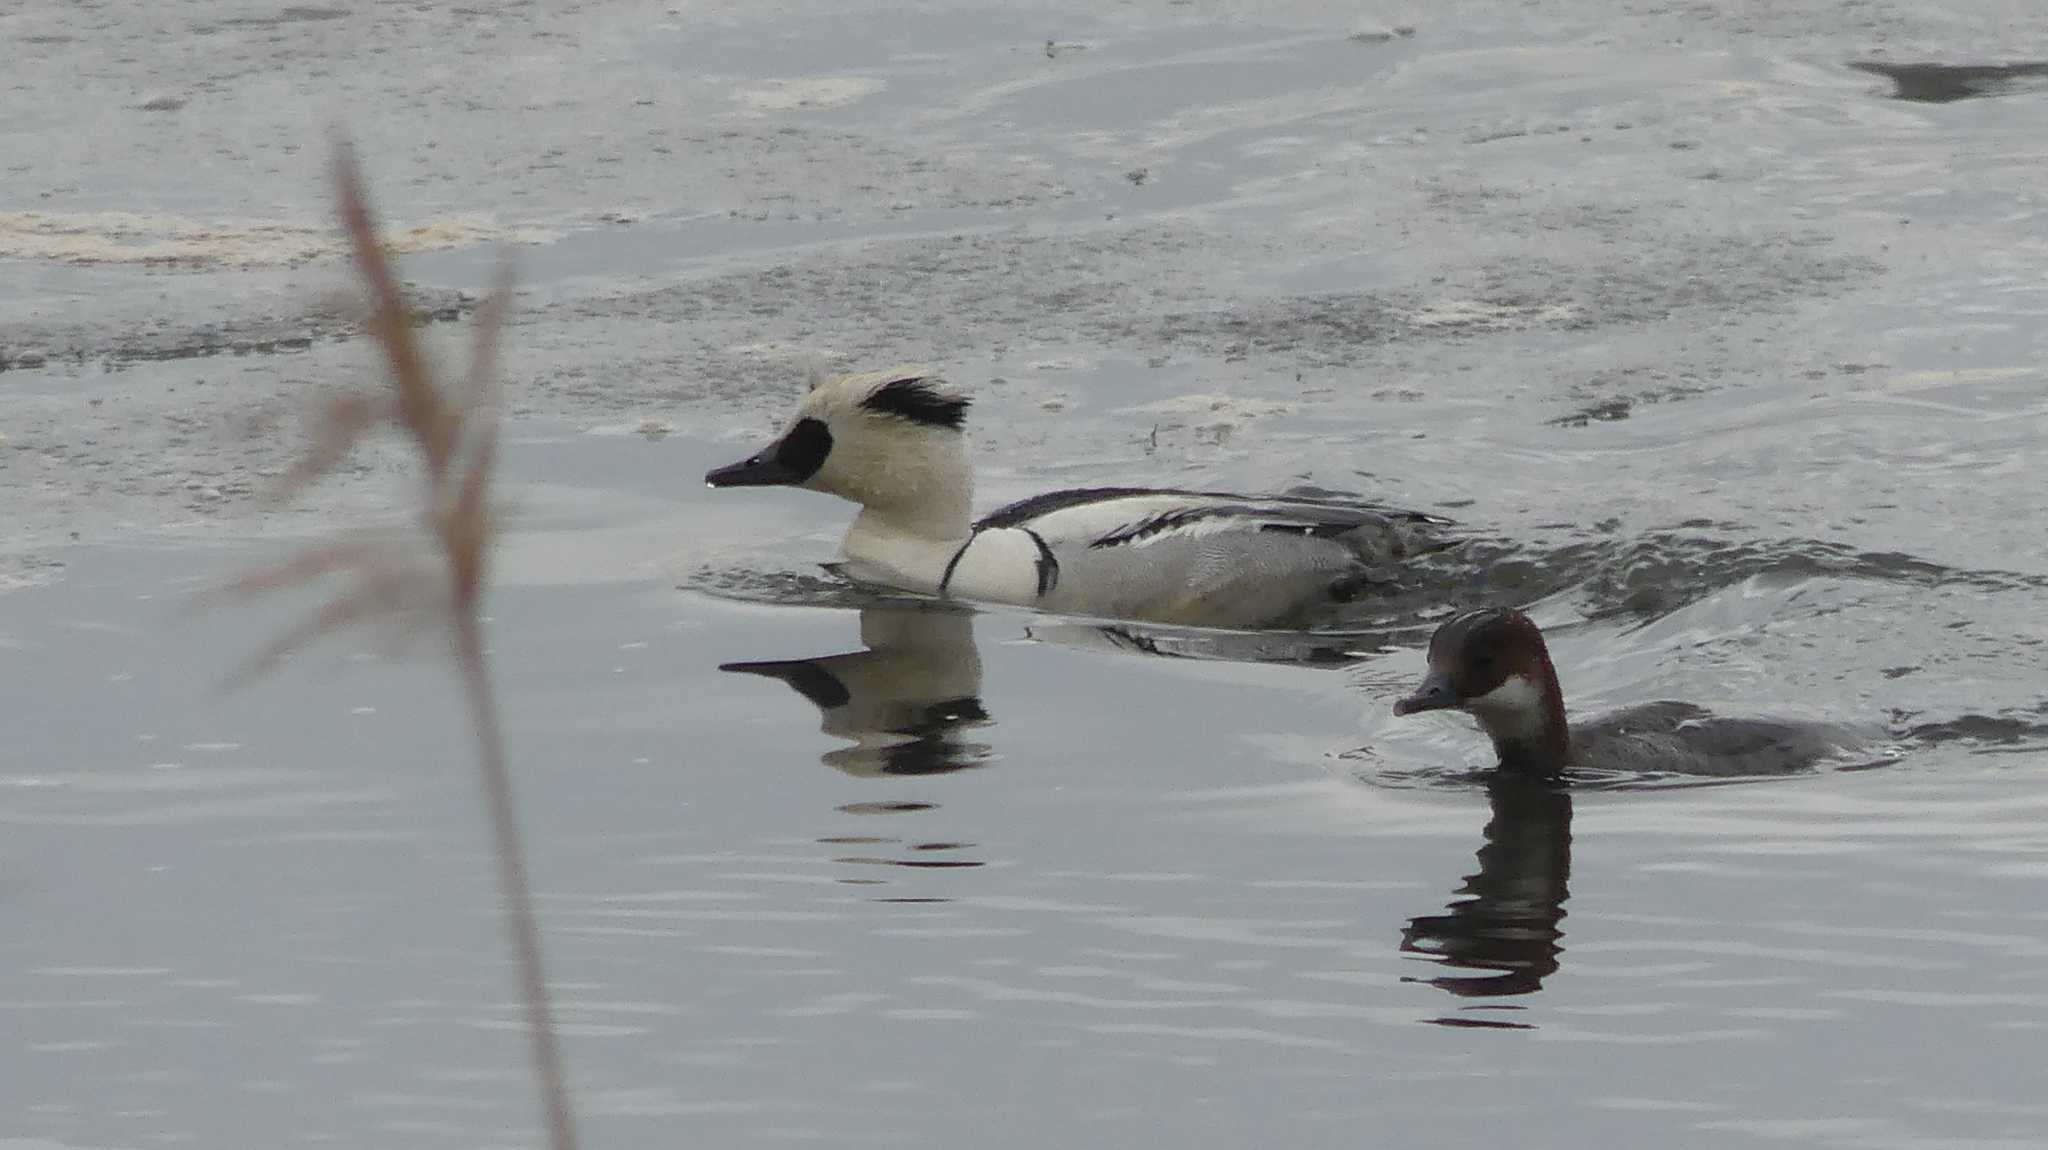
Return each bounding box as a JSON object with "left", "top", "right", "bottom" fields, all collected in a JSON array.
[{"left": 12, "top": 4, "right": 2048, "bottom": 1145}]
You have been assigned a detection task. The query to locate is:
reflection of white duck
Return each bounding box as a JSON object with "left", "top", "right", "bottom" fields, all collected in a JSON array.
[
  {"left": 707, "top": 366, "right": 1454, "bottom": 629},
  {"left": 721, "top": 605, "right": 992, "bottom": 777},
  {"left": 1022, "top": 617, "right": 1373, "bottom": 667}
]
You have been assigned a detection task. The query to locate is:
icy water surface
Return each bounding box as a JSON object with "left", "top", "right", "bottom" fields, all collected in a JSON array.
[
  {"left": 7, "top": 0, "right": 2048, "bottom": 1147},
  {"left": 6, "top": 434, "right": 2048, "bottom": 1149}
]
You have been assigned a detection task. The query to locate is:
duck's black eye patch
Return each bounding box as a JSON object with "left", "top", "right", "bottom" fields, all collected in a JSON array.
[
  {"left": 858, "top": 377, "right": 970, "bottom": 429},
  {"left": 775, "top": 663, "right": 851, "bottom": 709},
  {"left": 777, "top": 417, "right": 834, "bottom": 481}
]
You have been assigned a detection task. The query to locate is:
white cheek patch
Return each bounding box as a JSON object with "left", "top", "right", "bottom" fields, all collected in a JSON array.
[{"left": 1467, "top": 674, "right": 1544, "bottom": 737}]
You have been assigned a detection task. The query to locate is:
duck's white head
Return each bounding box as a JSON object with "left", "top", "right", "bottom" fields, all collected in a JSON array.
[{"left": 706, "top": 366, "right": 974, "bottom": 531}]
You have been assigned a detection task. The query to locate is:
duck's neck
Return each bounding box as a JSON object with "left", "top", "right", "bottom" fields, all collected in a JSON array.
[
  {"left": 848, "top": 498, "right": 971, "bottom": 546},
  {"left": 836, "top": 445, "right": 976, "bottom": 592},
  {"left": 841, "top": 435, "right": 976, "bottom": 544},
  {"left": 1475, "top": 662, "right": 1572, "bottom": 775}
]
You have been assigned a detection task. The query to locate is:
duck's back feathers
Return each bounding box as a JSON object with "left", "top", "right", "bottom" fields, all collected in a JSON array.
[
  {"left": 978, "top": 487, "right": 1449, "bottom": 549},
  {"left": 1574, "top": 701, "right": 1872, "bottom": 777},
  {"left": 949, "top": 487, "right": 1454, "bottom": 628},
  {"left": 974, "top": 486, "right": 1171, "bottom": 530}
]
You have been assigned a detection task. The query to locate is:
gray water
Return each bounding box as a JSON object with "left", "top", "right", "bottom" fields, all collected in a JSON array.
[{"left": 7, "top": 1, "right": 2048, "bottom": 1147}]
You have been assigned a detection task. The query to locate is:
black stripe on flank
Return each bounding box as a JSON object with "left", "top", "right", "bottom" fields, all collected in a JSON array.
[
  {"left": 858, "top": 376, "right": 970, "bottom": 429},
  {"left": 937, "top": 537, "right": 974, "bottom": 595},
  {"left": 1021, "top": 528, "right": 1060, "bottom": 596},
  {"left": 1259, "top": 521, "right": 1357, "bottom": 540},
  {"left": 1089, "top": 506, "right": 1244, "bottom": 549},
  {"left": 897, "top": 696, "right": 992, "bottom": 738}
]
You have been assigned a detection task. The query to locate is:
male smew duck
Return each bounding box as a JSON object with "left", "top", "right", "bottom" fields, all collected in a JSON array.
[{"left": 707, "top": 367, "right": 1453, "bottom": 629}]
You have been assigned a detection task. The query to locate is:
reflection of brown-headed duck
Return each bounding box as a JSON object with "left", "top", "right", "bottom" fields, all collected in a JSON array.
[
  {"left": 1395, "top": 608, "right": 1872, "bottom": 776},
  {"left": 1402, "top": 776, "right": 1570, "bottom": 1012},
  {"left": 706, "top": 366, "right": 1452, "bottom": 628},
  {"left": 722, "top": 605, "right": 992, "bottom": 777}
]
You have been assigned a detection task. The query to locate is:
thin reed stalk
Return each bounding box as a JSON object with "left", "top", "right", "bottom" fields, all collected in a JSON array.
[
  {"left": 224, "top": 136, "right": 578, "bottom": 1150},
  {"left": 455, "top": 609, "right": 578, "bottom": 1150}
]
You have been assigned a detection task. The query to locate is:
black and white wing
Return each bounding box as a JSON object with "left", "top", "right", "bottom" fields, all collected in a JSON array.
[
  {"left": 971, "top": 487, "right": 1454, "bottom": 627},
  {"left": 979, "top": 487, "right": 1449, "bottom": 553}
]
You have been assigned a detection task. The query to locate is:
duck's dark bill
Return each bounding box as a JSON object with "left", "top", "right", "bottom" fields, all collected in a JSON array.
[
  {"left": 706, "top": 417, "right": 833, "bottom": 488},
  {"left": 705, "top": 449, "right": 800, "bottom": 488},
  {"left": 1393, "top": 671, "right": 1459, "bottom": 716}
]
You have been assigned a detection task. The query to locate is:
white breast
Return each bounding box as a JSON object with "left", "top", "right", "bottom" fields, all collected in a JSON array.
[
  {"left": 937, "top": 527, "right": 1055, "bottom": 604},
  {"left": 836, "top": 522, "right": 960, "bottom": 596}
]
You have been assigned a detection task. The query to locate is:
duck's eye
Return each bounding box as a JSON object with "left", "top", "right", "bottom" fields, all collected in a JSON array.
[{"left": 1471, "top": 654, "right": 1496, "bottom": 674}]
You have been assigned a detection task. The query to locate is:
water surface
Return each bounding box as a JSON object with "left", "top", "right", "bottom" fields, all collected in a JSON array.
[
  {"left": 6, "top": 1, "right": 2048, "bottom": 1147},
  {"left": 5, "top": 433, "right": 2047, "bottom": 1148}
]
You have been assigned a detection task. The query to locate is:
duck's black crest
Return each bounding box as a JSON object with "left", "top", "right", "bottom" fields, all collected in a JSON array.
[{"left": 859, "top": 376, "right": 970, "bottom": 429}]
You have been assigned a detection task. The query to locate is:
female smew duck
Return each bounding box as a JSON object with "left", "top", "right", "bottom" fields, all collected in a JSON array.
[
  {"left": 1393, "top": 608, "right": 1873, "bottom": 776},
  {"left": 706, "top": 367, "right": 1452, "bottom": 628}
]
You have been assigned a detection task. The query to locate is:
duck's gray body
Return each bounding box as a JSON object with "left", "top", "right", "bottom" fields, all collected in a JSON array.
[
  {"left": 1569, "top": 701, "right": 1875, "bottom": 777},
  {"left": 707, "top": 366, "right": 1455, "bottom": 630},
  {"left": 902, "top": 486, "right": 1448, "bottom": 628}
]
